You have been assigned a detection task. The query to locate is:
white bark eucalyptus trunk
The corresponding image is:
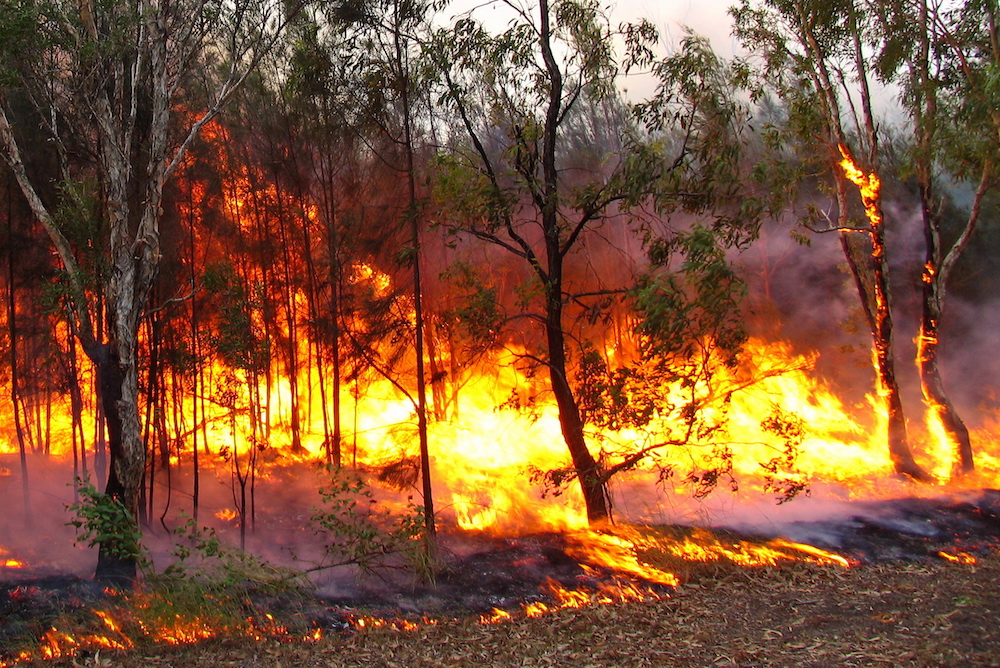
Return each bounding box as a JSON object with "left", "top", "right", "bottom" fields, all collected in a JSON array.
[{"left": 0, "top": 0, "right": 300, "bottom": 585}]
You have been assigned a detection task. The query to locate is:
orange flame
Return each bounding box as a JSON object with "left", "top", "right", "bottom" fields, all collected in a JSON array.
[
  {"left": 0, "top": 546, "right": 24, "bottom": 569},
  {"left": 938, "top": 551, "right": 977, "bottom": 564},
  {"left": 838, "top": 144, "right": 883, "bottom": 229},
  {"left": 4, "top": 124, "right": 1000, "bottom": 668},
  {"left": 479, "top": 608, "right": 513, "bottom": 624},
  {"left": 479, "top": 576, "right": 668, "bottom": 626},
  {"left": 215, "top": 508, "right": 239, "bottom": 522},
  {"left": 5, "top": 126, "right": 1000, "bottom": 546}
]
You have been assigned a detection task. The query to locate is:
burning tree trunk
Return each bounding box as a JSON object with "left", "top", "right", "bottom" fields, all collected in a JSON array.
[
  {"left": 902, "top": 0, "right": 998, "bottom": 477},
  {"left": 913, "top": 163, "right": 992, "bottom": 477},
  {"left": 734, "top": 0, "right": 929, "bottom": 480},
  {"left": 324, "top": 199, "right": 345, "bottom": 468},
  {"left": 917, "top": 280, "right": 973, "bottom": 474},
  {"left": 837, "top": 148, "right": 927, "bottom": 481}
]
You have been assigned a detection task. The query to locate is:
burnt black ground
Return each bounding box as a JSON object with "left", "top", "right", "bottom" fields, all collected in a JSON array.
[{"left": 749, "top": 489, "right": 1000, "bottom": 562}]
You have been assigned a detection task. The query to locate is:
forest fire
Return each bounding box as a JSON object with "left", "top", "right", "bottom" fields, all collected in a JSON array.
[
  {"left": 1, "top": 0, "right": 998, "bottom": 661},
  {"left": 0, "top": 252, "right": 995, "bottom": 655},
  {"left": 4, "top": 320, "right": 992, "bottom": 552},
  {"left": 3, "top": 133, "right": 999, "bottom": 581},
  {"left": 1, "top": 119, "right": 994, "bottom": 549}
]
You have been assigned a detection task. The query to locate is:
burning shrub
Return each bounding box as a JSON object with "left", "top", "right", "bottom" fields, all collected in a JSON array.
[
  {"left": 138, "top": 519, "right": 310, "bottom": 639},
  {"left": 758, "top": 408, "right": 810, "bottom": 503}
]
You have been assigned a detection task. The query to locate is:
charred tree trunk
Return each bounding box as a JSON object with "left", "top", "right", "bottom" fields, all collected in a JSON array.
[
  {"left": 324, "top": 238, "right": 343, "bottom": 468},
  {"left": 411, "top": 209, "right": 434, "bottom": 537},
  {"left": 273, "top": 176, "right": 304, "bottom": 453},
  {"left": 6, "top": 204, "right": 30, "bottom": 518},
  {"left": 141, "top": 313, "right": 159, "bottom": 526},
  {"left": 248, "top": 363, "right": 264, "bottom": 530},
  {"left": 66, "top": 319, "right": 88, "bottom": 485},
  {"left": 448, "top": 330, "right": 461, "bottom": 420},
  {"left": 155, "top": 361, "right": 172, "bottom": 527},
  {"left": 395, "top": 13, "right": 435, "bottom": 538},
  {"left": 322, "top": 172, "right": 343, "bottom": 468},
  {"left": 544, "top": 285, "right": 609, "bottom": 523},
  {"left": 42, "top": 375, "right": 52, "bottom": 456},
  {"left": 94, "top": 343, "right": 140, "bottom": 585},
  {"left": 186, "top": 184, "right": 202, "bottom": 520},
  {"left": 93, "top": 373, "right": 108, "bottom": 482},
  {"left": 538, "top": 0, "right": 608, "bottom": 523}
]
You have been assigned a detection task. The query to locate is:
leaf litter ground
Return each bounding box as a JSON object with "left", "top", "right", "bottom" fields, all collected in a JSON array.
[{"left": 14, "top": 546, "right": 1000, "bottom": 667}]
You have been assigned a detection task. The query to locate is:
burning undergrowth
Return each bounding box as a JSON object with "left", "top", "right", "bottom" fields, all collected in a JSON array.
[
  {"left": 4, "top": 489, "right": 1000, "bottom": 666},
  {"left": 0, "top": 526, "right": 674, "bottom": 664},
  {"left": 1, "top": 315, "right": 999, "bottom": 664}
]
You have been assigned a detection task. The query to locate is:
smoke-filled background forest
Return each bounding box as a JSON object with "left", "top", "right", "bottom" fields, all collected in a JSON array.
[{"left": 0, "top": 0, "right": 997, "bottom": 607}]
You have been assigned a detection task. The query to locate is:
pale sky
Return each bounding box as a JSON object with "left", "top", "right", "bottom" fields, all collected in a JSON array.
[
  {"left": 615, "top": 0, "right": 737, "bottom": 56},
  {"left": 444, "top": 0, "right": 738, "bottom": 54},
  {"left": 612, "top": 0, "right": 739, "bottom": 100},
  {"left": 443, "top": 0, "right": 742, "bottom": 101}
]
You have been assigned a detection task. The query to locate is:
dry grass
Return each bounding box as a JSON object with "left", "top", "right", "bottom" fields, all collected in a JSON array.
[{"left": 24, "top": 551, "right": 1000, "bottom": 668}]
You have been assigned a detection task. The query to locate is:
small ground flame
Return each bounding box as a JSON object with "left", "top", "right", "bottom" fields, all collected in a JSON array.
[
  {"left": 605, "top": 526, "right": 856, "bottom": 571},
  {"left": 478, "top": 577, "right": 667, "bottom": 626},
  {"left": 0, "top": 546, "right": 23, "bottom": 569},
  {"left": 938, "top": 551, "right": 977, "bottom": 565}
]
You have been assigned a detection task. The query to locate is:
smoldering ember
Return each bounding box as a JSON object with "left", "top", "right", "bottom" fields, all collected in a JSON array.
[{"left": 0, "top": 0, "right": 998, "bottom": 664}]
